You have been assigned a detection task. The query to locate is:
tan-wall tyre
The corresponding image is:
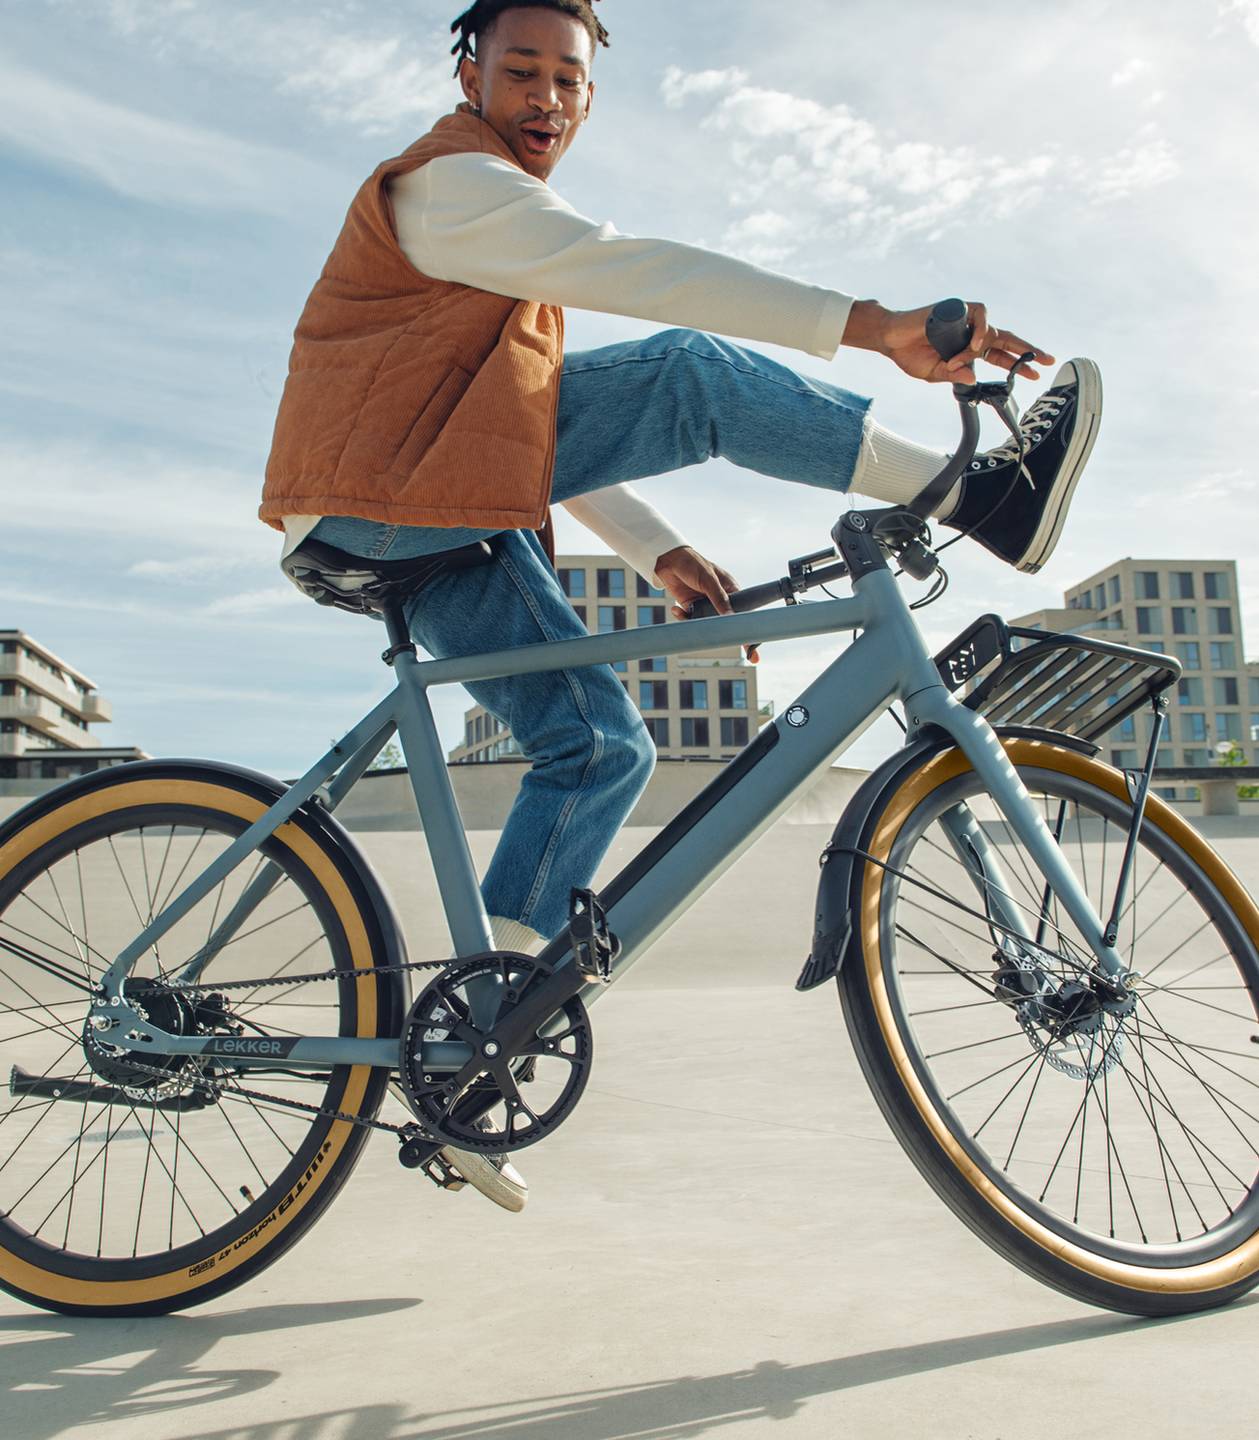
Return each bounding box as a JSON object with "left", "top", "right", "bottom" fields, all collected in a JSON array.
[
  {"left": 0, "top": 762, "right": 407, "bottom": 1316},
  {"left": 838, "top": 736, "right": 1259, "bottom": 1316}
]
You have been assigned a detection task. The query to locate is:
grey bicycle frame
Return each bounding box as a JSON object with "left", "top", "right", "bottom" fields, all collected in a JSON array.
[{"left": 98, "top": 564, "right": 1127, "bottom": 1071}]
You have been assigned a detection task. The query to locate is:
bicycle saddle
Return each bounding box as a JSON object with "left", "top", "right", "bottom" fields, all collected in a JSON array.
[{"left": 280, "top": 536, "right": 494, "bottom": 617}]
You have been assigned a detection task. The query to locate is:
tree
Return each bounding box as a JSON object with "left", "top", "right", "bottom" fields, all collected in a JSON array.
[
  {"left": 368, "top": 739, "right": 405, "bottom": 773},
  {"left": 1214, "top": 740, "right": 1257, "bottom": 800}
]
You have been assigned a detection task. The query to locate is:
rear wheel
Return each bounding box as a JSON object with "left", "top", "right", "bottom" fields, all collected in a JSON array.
[
  {"left": 841, "top": 735, "right": 1259, "bottom": 1315},
  {"left": 0, "top": 763, "right": 405, "bottom": 1315}
]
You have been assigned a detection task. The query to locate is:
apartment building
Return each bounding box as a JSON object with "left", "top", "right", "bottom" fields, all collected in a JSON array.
[
  {"left": 0, "top": 630, "right": 145, "bottom": 781},
  {"left": 1010, "top": 558, "right": 1253, "bottom": 795},
  {"left": 448, "top": 554, "right": 766, "bottom": 764}
]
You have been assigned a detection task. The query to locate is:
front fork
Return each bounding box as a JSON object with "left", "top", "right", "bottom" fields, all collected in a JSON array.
[{"left": 910, "top": 690, "right": 1134, "bottom": 985}]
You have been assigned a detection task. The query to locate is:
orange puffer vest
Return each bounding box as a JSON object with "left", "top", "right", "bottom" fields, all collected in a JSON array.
[{"left": 259, "top": 105, "right": 563, "bottom": 541}]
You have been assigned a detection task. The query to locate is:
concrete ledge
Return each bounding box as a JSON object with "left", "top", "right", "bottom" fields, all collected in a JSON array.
[{"left": 331, "top": 759, "right": 870, "bottom": 832}]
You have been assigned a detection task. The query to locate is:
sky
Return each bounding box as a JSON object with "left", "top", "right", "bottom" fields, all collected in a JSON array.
[{"left": 1, "top": 0, "right": 1257, "bottom": 779}]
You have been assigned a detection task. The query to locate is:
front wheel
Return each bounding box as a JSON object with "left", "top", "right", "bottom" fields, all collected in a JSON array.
[
  {"left": 840, "top": 735, "right": 1259, "bottom": 1315},
  {"left": 0, "top": 761, "right": 407, "bottom": 1316}
]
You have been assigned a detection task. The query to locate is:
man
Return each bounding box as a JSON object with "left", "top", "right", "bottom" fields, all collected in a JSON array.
[{"left": 261, "top": 0, "right": 1101, "bottom": 1205}]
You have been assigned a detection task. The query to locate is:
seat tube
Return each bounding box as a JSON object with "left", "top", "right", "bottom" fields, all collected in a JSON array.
[{"left": 391, "top": 653, "right": 493, "bottom": 957}]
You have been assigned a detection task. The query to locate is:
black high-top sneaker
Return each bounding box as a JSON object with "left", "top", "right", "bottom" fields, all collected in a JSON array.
[{"left": 941, "top": 359, "right": 1102, "bottom": 573}]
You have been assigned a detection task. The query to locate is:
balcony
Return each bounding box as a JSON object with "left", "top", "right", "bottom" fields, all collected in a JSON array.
[
  {"left": 0, "top": 654, "right": 105, "bottom": 723},
  {"left": 80, "top": 693, "right": 112, "bottom": 723}
]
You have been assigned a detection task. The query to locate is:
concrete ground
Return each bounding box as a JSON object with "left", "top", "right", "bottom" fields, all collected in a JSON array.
[{"left": 2, "top": 818, "right": 1257, "bottom": 1440}]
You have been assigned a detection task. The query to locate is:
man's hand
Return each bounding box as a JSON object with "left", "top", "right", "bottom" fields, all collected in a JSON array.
[
  {"left": 654, "top": 545, "right": 759, "bottom": 664},
  {"left": 842, "top": 299, "right": 1054, "bottom": 386}
]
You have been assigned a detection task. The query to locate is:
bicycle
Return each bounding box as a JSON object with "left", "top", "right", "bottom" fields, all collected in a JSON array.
[{"left": 1, "top": 302, "right": 1256, "bottom": 1318}]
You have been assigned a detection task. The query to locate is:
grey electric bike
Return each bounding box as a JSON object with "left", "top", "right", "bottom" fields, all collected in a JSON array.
[{"left": 1, "top": 302, "right": 1256, "bottom": 1318}]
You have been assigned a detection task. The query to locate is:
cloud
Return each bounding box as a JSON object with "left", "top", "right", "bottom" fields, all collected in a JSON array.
[
  {"left": 1221, "top": 0, "right": 1259, "bottom": 44},
  {"left": 0, "top": 438, "right": 269, "bottom": 552},
  {"left": 43, "top": 0, "right": 458, "bottom": 138},
  {"left": 1111, "top": 58, "right": 1148, "bottom": 86},
  {"left": 204, "top": 586, "right": 305, "bottom": 617},
  {"left": 0, "top": 56, "right": 339, "bottom": 214},
  {"left": 658, "top": 66, "right": 1181, "bottom": 262}
]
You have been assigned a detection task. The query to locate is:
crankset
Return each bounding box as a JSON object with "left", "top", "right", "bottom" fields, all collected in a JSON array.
[{"left": 398, "top": 951, "right": 594, "bottom": 1153}]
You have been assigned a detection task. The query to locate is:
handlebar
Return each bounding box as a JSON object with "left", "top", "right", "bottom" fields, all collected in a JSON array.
[{"left": 681, "top": 298, "right": 1025, "bottom": 621}]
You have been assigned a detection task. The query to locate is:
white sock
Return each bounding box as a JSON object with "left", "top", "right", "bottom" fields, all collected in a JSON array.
[
  {"left": 489, "top": 915, "right": 547, "bottom": 955},
  {"left": 849, "top": 415, "right": 963, "bottom": 518}
]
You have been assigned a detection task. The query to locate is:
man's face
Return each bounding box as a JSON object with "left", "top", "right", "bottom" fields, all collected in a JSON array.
[{"left": 459, "top": 8, "right": 595, "bottom": 181}]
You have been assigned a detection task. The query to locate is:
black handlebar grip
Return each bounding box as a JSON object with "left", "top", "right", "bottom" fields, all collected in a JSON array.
[
  {"left": 686, "top": 579, "right": 787, "bottom": 620},
  {"left": 925, "top": 297, "right": 973, "bottom": 362}
]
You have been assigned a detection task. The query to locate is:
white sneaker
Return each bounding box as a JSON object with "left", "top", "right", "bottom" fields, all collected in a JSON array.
[{"left": 440, "top": 1125, "right": 529, "bottom": 1213}]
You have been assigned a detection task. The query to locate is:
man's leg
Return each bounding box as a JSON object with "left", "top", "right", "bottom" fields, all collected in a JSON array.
[
  {"left": 550, "top": 328, "right": 877, "bottom": 507},
  {"left": 551, "top": 329, "right": 1102, "bottom": 573},
  {"left": 401, "top": 529, "right": 656, "bottom": 945}
]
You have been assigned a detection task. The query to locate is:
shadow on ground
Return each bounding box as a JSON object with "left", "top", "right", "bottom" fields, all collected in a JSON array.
[
  {"left": 0, "top": 1298, "right": 420, "bottom": 1439},
  {"left": 7, "top": 1303, "right": 1236, "bottom": 1440}
]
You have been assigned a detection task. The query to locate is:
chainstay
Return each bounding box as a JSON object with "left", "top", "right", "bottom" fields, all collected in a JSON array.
[{"left": 112, "top": 1048, "right": 427, "bottom": 1139}]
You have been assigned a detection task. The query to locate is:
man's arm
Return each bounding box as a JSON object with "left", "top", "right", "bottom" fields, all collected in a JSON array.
[
  {"left": 390, "top": 154, "right": 853, "bottom": 360},
  {"left": 560, "top": 485, "right": 689, "bottom": 589}
]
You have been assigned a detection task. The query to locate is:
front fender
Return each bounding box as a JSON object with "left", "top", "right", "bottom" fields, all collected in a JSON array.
[{"left": 796, "top": 725, "right": 1098, "bottom": 991}]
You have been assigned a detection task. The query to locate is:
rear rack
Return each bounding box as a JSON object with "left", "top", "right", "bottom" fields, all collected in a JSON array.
[{"left": 933, "top": 615, "right": 1181, "bottom": 744}]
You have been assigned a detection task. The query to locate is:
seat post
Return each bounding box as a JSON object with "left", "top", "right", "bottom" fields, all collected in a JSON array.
[{"left": 380, "top": 599, "right": 415, "bottom": 666}]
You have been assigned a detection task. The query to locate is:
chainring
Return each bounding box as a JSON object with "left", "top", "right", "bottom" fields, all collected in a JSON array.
[{"left": 399, "top": 952, "right": 593, "bottom": 1153}]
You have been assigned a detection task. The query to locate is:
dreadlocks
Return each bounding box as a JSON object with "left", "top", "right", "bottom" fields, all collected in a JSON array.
[{"left": 450, "top": 0, "right": 609, "bottom": 77}]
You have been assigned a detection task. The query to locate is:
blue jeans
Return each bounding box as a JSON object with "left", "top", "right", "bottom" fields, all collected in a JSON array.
[{"left": 314, "top": 329, "right": 869, "bottom": 939}]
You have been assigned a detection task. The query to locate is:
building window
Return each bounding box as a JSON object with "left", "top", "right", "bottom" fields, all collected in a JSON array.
[
  {"left": 597, "top": 605, "right": 626, "bottom": 632},
  {"left": 1204, "top": 571, "right": 1228, "bottom": 599},
  {"left": 639, "top": 657, "right": 667, "bottom": 673},
  {"left": 1142, "top": 640, "right": 1165, "bottom": 653},
  {"left": 1171, "top": 607, "right": 1197, "bottom": 635},
  {"left": 1175, "top": 641, "right": 1201, "bottom": 670},
  {"left": 638, "top": 680, "right": 668, "bottom": 710},
  {"left": 679, "top": 680, "right": 708, "bottom": 709},
  {"left": 643, "top": 717, "right": 670, "bottom": 747},
  {"left": 474, "top": 715, "right": 484, "bottom": 743},
  {"left": 1134, "top": 571, "right": 1160, "bottom": 600},
  {"left": 1217, "top": 713, "right": 1241, "bottom": 743},
  {"left": 1093, "top": 583, "right": 1106, "bottom": 609},
  {"left": 1182, "top": 748, "right": 1209, "bottom": 767},
  {"left": 637, "top": 605, "right": 666, "bottom": 627},
  {"left": 572, "top": 604, "right": 587, "bottom": 627},
  {"left": 1135, "top": 606, "right": 1160, "bottom": 635},
  {"left": 1209, "top": 641, "right": 1236, "bottom": 670},
  {"left": 720, "top": 716, "right": 750, "bottom": 747},
  {"left": 1171, "top": 571, "right": 1195, "bottom": 599},
  {"left": 1181, "top": 712, "right": 1208, "bottom": 743},
  {"left": 1251, "top": 675, "right": 1259, "bottom": 706},
  {"left": 1177, "top": 677, "right": 1204, "bottom": 706},
  {"left": 636, "top": 576, "right": 666, "bottom": 598},
  {"left": 1250, "top": 715, "right": 1259, "bottom": 744},
  {"left": 1209, "top": 607, "right": 1233, "bottom": 635},
  {"left": 1107, "top": 575, "right": 1121, "bottom": 604},
  {"left": 680, "top": 717, "right": 710, "bottom": 747},
  {"left": 558, "top": 568, "right": 586, "bottom": 598},
  {"left": 719, "top": 679, "right": 748, "bottom": 709},
  {"left": 597, "top": 568, "right": 626, "bottom": 598},
  {"left": 612, "top": 661, "right": 628, "bottom": 673},
  {"left": 1215, "top": 677, "right": 1240, "bottom": 707},
  {"left": 1115, "top": 715, "right": 1136, "bottom": 742},
  {"left": 1111, "top": 749, "right": 1138, "bottom": 769}
]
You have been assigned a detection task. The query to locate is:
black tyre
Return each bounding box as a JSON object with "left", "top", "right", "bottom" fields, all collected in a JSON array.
[
  {"left": 840, "top": 735, "right": 1259, "bottom": 1315},
  {"left": 0, "top": 761, "right": 407, "bottom": 1315}
]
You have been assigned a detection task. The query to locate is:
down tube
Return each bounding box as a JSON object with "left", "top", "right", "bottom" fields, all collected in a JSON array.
[{"left": 579, "top": 626, "right": 902, "bottom": 985}]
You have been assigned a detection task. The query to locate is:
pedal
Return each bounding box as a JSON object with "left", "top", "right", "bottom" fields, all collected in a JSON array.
[
  {"left": 569, "top": 888, "right": 618, "bottom": 983},
  {"left": 419, "top": 1152, "right": 468, "bottom": 1193}
]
